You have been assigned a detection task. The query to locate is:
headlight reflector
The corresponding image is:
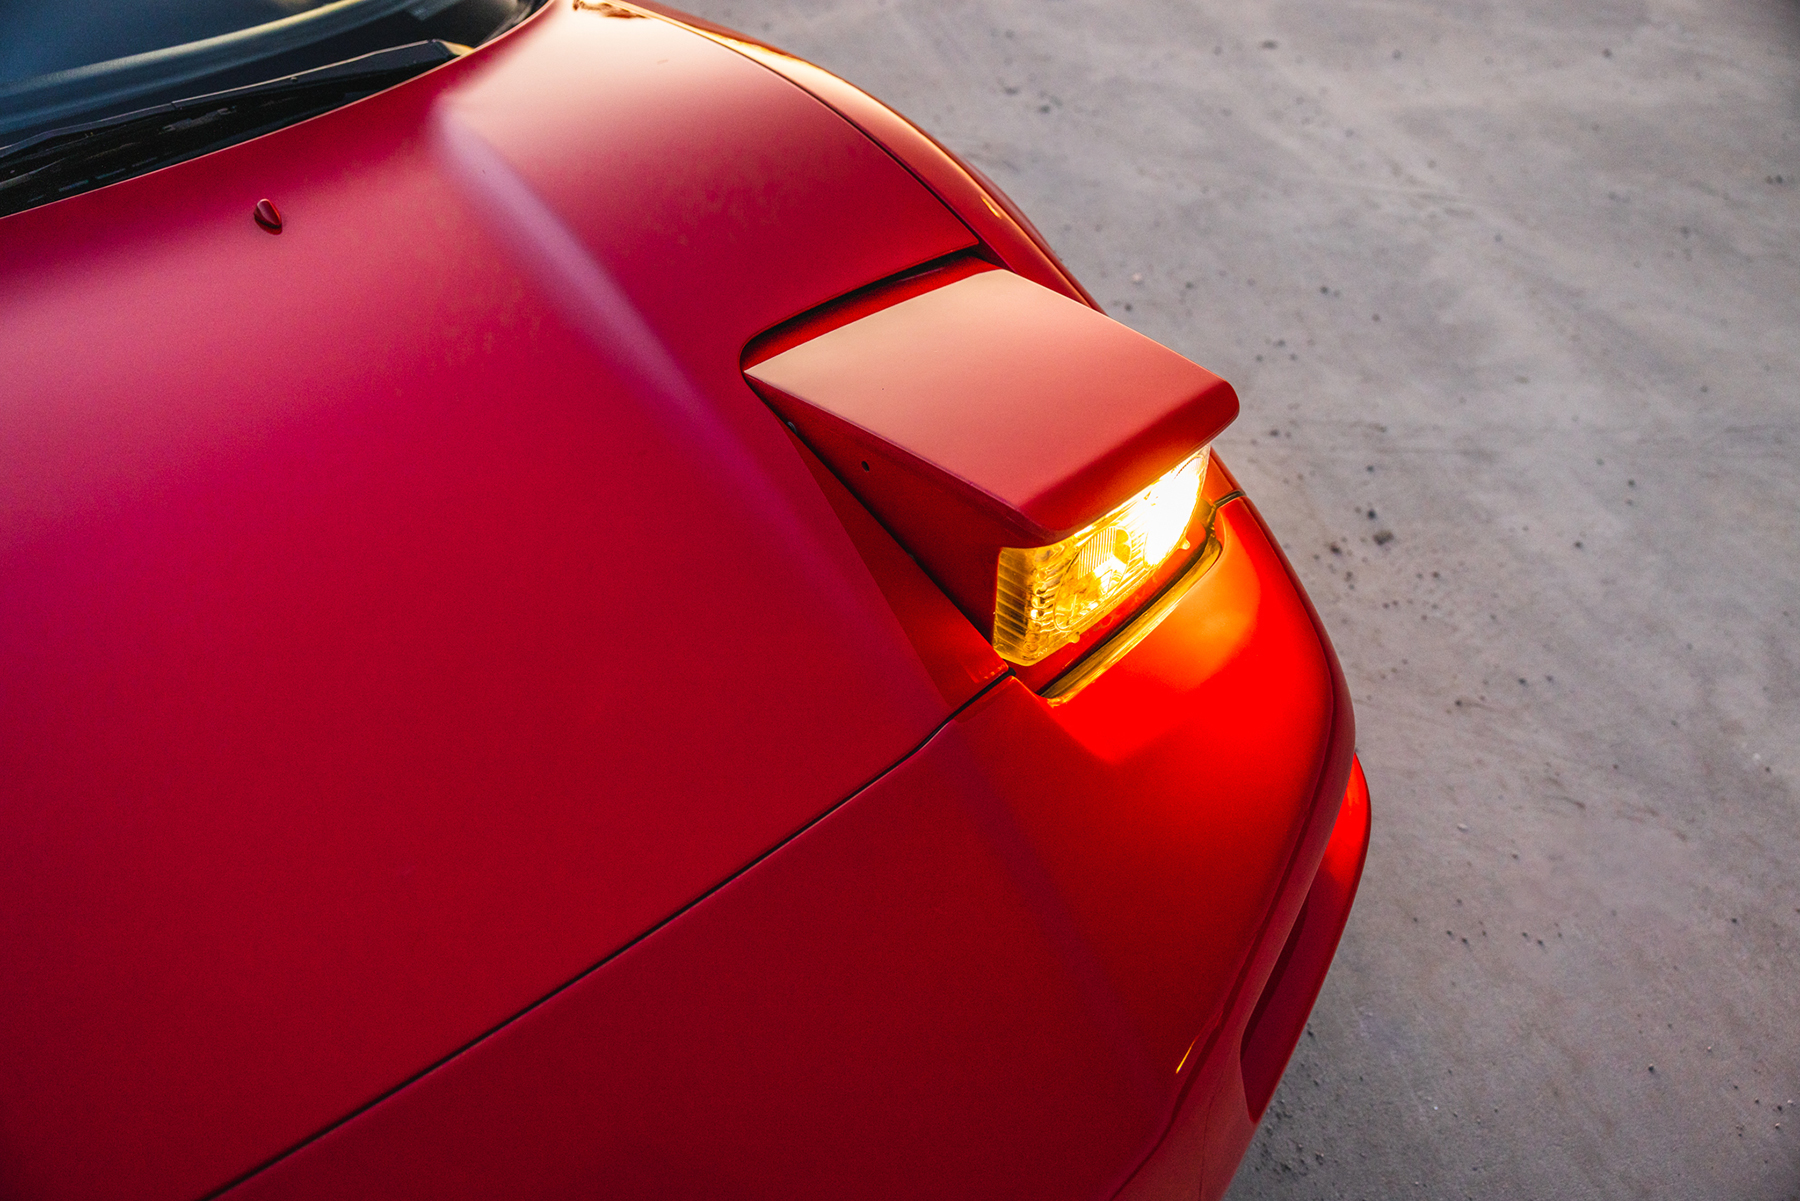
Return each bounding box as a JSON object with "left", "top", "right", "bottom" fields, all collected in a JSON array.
[{"left": 992, "top": 448, "right": 1209, "bottom": 665}]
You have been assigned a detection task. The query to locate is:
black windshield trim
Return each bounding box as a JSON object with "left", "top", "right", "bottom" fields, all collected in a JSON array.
[{"left": 0, "top": 40, "right": 457, "bottom": 218}]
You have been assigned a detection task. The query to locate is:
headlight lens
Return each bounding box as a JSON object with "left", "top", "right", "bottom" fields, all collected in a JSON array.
[{"left": 992, "top": 448, "right": 1209, "bottom": 665}]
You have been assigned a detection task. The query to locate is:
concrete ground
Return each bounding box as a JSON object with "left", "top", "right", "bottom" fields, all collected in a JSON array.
[{"left": 677, "top": 0, "right": 1800, "bottom": 1196}]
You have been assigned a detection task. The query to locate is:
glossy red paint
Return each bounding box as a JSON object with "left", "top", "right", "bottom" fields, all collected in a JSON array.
[
  {"left": 631, "top": 0, "right": 1099, "bottom": 307},
  {"left": 224, "top": 493, "right": 1353, "bottom": 1201},
  {"left": 1119, "top": 759, "right": 1369, "bottom": 1201},
  {"left": 786, "top": 427, "right": 1009, "bottom": 708},
  {"left": 746, "top": 261, "right": 1238, "bottom": 631},
  {"left": 1242, "top": 756, "right": 1372, "bottom": 1120},
  {"left": 0, "top": 6, "right": 984, "bottom": 1198},
  {"left": 0, "top": 3, "right": 1368, "bottom": 1198}
]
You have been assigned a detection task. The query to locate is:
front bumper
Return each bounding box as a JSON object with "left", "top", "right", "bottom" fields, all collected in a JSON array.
[
  {"left": 229, "top": 486, "right": 1365, "bottom": 1200},
  {"left": 1118, "top": 757, "right": 1371, "bottom": 1201}
]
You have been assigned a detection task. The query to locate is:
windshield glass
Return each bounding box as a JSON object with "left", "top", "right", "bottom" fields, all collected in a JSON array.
[
  {"left": 1, "top": 0, "right": 345, "bottom": 84},
  {"left": 0, "top": 0, "right": 531, "bottom": 143}
]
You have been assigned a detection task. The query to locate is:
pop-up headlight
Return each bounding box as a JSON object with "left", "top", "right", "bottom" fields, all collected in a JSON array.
[
  {"left": 744, "top": 259, "right": 1238, "bottom": 690},
  {"left": 993, "top": 448, "right": 1208, "bottom": 665}
]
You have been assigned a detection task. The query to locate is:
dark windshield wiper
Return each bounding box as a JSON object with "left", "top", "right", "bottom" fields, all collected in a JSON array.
[{"left": 0, "top": 40, "right": 455, "bottom": 219}]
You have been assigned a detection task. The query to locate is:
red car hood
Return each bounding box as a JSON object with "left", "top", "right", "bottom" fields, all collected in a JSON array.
[{"left": 0, "top": 8, "right": 985, "bottom": 1198}]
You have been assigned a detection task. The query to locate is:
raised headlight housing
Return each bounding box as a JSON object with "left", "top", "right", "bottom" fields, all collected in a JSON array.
[{"left": 744, "top": 256, "right": 1238, "bottom": 696}]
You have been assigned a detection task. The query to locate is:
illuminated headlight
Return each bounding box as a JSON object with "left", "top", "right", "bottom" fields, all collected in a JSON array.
[{"left": 992, "top": 448, "right": 1210, "bottom": 665}]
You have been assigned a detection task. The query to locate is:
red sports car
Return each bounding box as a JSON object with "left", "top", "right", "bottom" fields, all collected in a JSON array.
[{"left": 0, "top": 2, "right": 1368, "bottom": 1197}]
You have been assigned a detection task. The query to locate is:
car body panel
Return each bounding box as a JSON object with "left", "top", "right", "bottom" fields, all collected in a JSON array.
[
  {"left": 0, "top": 3, "right": 1368, "bottom": 1198},
  {"left": 628, "top": 0, "right": 1099, "bottom": 307},
  {"left": 1119, "top": 758, "right": 1369, "bottom": 1201},
  {"left": 221, "top": 494, "right": 1352, "bottom": 1201},
  {"left": 0, "top": 6, "right": 994, "bottom": 1198}
]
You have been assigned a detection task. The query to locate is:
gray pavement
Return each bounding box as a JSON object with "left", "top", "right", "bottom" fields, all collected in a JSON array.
[{"left": 678, "top": 0, "right": 1800, "bottom": 1196}]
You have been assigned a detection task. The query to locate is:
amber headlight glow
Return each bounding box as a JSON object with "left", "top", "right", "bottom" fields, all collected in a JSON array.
[{"left": 992, "top": 448, "right": 1210, "bottom": 665}]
